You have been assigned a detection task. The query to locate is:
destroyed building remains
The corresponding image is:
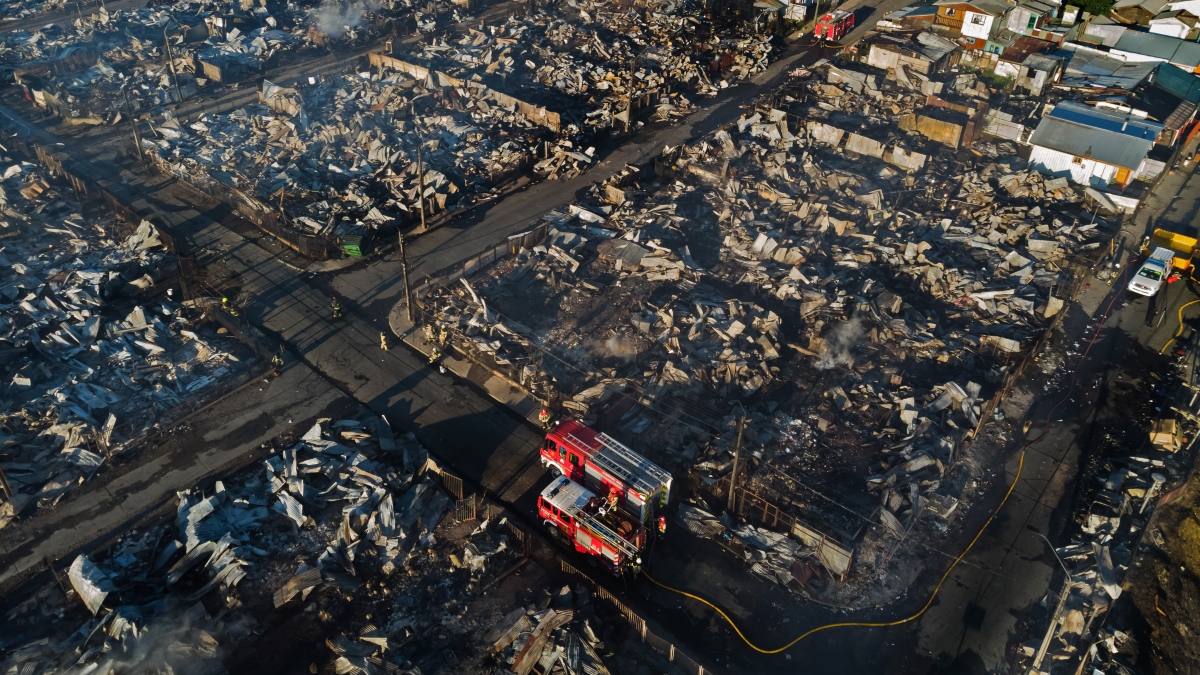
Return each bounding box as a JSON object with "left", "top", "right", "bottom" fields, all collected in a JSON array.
[
  {"left": 0, "top": 151, "right": 252, "bottom": 531},
  {"left": 412, "top": 59, "right": 1114, "bottom": 602}
]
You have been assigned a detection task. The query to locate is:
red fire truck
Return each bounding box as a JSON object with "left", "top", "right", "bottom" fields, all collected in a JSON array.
[
  {"left": 814, "top": 9, "right": 855, "bottom": 41},
  {"left": 538, "top": 476, "right": 647, "bottom": 574},
  {"left": 542, "top": 418, "right": 672, "bottom": 523}
]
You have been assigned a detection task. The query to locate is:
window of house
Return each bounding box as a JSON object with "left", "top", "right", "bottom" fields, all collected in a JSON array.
[
  {"left": 971, "top": 14, "right": 986, "bottom": 24},
  {"left": 945, "top": 7, "right": 956, "bottom": 15},
  {"left": 1027, "top": 15, "right": 1037, "bottom": 29}
]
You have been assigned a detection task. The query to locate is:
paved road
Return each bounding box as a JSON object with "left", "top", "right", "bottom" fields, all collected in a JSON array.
[
  {"left": 0, "top": 0, "right": 146, "bottom": 34},
  {"left": 898, "top": 146, "right": 1200, "bottom": 671},
  {"left": 330, "top": 39, "right": 817, "bottom": 315},
  {"left": 0, "top": 361, "right": 348, "bottom": 593}
]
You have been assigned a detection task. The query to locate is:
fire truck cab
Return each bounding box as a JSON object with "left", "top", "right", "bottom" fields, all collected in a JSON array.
[
  {"left": 538, "top": 476, "right": 646, "bottom": 574},
  {"left": 541, "top": 418, "right": 672, "bottom": 523},
  {"left": 814, "top": 10, "right": 854, "bottom": 41}
]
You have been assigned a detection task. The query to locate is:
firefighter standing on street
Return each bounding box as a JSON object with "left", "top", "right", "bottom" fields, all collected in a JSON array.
[
  {"left": 331, "top": 295, "right": 343, "bottom": 319},
  {"left": 428, "top": 346, "right": 441, "bottom": 364},
  {"left": 538, "top": 408, "right": 553, "bottom": 431},
  {"left": 380, "top": 332, "right": 389, "bottom": 351}
]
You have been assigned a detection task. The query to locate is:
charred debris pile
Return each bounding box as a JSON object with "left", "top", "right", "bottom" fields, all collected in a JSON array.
[
  {"left": 5, "top": 0, "right": 312, "bottom": 119},
  {"left": 147, "top": 69, "right": 544, "bottom": 239},
  {"left": 416, "top": 61, "right": 1113, "bottom": 597},
  {"left": 0, "top": 157, "right": 250, "bottom": 531},
  {"left": 1, "top": 418, "right": 647, "bottom": 674}
]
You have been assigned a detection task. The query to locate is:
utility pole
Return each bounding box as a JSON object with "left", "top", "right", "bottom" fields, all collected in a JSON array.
[
  {"left": 416, "top": 141, "right": 427, "bottom": 233},
  {"left": 122, "top": 88, "right": 143, "bottom": 162},
  {"left": 163, "top": 24, "right": 183, "bottom": 104},
  {"left": 727, "top": 415, "right": 745, "bottom": 513},
  {"left": 398, "top": 228, "right": 413, "bottom": 323}
]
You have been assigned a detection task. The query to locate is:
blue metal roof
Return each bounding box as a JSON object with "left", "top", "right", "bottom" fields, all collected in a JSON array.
[
  {"left": 1047, "top": 101, "right": 1163, "bottom": 141},
  {"left": 1031, "top": 101, "right": 1164, "bottom": 170}
]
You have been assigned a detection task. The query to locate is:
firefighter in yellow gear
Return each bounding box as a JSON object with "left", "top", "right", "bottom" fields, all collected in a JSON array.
[
  {"left": 380, "top": 332, "right": 389, "bottom": 351},
  {"left": 271, "top": 352, "right": 284, "bottom": 368},
  {"left": 331, "top": 296, "right": 343, "bottom": 319},
  {"left": 429, "top": 347, "right": 442, "bottom": 364},
  {"left": 538, "top": 408, "right": 553, "bottom": 430},
  {"left": 221, "top": 297, "right": 239, "bottom": 317}
]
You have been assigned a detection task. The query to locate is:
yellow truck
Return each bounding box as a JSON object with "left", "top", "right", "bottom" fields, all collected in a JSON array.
[{"left": 1148, "top": 228, "right": 1197, "bottom": 271}]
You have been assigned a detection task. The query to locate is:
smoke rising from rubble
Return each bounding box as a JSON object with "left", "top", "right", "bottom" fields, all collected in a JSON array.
[
  {"left": 816, "top": 315, "right": 864, "bottom": 370},
  {"left": 107, "top": 609, "right": 225, "bottom": 673},
  {"left": 590, "top": 336, "right": 639, "bottom": 361},
  {"left": 312, "top": 0, "right": 382, "bottom": 38}
]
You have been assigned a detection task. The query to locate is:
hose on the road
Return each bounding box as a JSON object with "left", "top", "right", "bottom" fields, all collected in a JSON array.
[
  {"left": 643, "top": 258, "right": 1136, "bottom": 654},
  {"left": 1160, "top": 298, "right": 1200, "bottom": 354}
]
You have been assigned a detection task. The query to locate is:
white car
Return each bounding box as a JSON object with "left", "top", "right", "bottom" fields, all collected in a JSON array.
[{"left": 1128, "top": 247, "right": 1175, "bottom": 297}]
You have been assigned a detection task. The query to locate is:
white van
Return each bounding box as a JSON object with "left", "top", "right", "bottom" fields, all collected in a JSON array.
[{"left": 1128, "top": 247, "right": 1175, "bottom": 297}]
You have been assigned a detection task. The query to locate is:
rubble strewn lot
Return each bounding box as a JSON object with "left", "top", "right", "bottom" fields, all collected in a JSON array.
[
  {"left": 416, "top": 60, "right": 1113, "bottom": 603},
  {"left": 0, "top": 418, "right": 655, "bottom": 675},
  {"left": 148, "top": 70, "right": 545, "bottom": 237},
  {"left": 408, "top": 4, "right": 771, "bottom": 126},
  {"left": 1008, "top": 355, "right": 1200, "bottom": 673},
  {"left": 3, "top": 2, "right": 313, "bottom": 117},
  {"left": 0, "top": 154, "right": 252, "bottom": 530}
]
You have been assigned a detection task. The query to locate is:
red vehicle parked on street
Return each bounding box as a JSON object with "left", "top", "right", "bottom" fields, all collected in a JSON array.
[
  {"left": 814, "top": 9, "right": 855, "bottom": 41},
  {"left": 541, "top": 418, "right": 672, "bottom": 523},
  {"left": 537, "top": 476, "right": 647, "bottom": 574}
]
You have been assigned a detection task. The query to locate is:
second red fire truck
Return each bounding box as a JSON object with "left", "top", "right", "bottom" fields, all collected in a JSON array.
[
  {"left": 541, "top": 418, "right": 672, "bottom": 523},
  {"left": 814, "top": 9, "right": 855, "bottom": 42},
  {"left": 538, "top": 475, "right": 647, "bottom": 574}
]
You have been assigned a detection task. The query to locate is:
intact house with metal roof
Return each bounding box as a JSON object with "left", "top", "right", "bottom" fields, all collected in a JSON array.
[
  {"left": 1028, "top": 100, "right": 1165, "bottom": 190},
  {"left": 862, "top": 30, "right": 962, "bottom": 75},
  {"left": 958, "top": 0, "right": 1018, "bottom": 48},
  {"left": 1110, "top": 29, "right": 1200, "bottom": 71},
  {"left": 1006, "top": 0, "right": 1057, "bottom": 35}
]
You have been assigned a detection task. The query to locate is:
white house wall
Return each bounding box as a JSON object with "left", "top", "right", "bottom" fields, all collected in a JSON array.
[
  {"left": 961, "top": 11, "right": 995, "bottom": 40},
  {"left": 1006, "top": 7, "right": 1037, "bottom": 34},
  {"left": 1028, "top": 145, "right": 1121, "bottom": 187}
]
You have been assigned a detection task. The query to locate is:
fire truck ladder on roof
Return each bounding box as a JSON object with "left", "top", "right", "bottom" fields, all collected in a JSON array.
[
  {"left": 594, "top": 433, "right": 671, "bottom": 496},
  {"left": 572, "top": 508, "right": 641, "bottom": 561}
]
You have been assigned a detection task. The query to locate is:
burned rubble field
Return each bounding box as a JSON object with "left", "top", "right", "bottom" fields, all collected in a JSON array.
[
  {"left": 419, "top": 64, "right": 1113, "bottom": 602},
  {"left": 0, "top": 158, "right": 254, "bottom": 531},
  {"left": 0, "top": 418, "right": 636, "bottom": 675},
  {"left": 1004, "top": 338, "right": 1200, "bottom": 674}
]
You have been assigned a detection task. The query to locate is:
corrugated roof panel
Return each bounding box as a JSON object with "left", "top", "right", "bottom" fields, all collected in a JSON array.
[
  {"left": 1048, "top": 101, "right": 1163, "bottom": 141},
  {"left": 1029, "top": 115, "right": 1155, "bottom": 170}
]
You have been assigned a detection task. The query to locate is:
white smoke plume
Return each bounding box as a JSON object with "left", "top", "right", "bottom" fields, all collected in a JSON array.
[
  {"left": 589, "top": 335, "right": 639, "bottom": 361},
  {"left": 816, "top": 315, "right": 864, "bottom": 370},
  {"left": 312, "top": 0, "right": 383, "bottom": 39}
]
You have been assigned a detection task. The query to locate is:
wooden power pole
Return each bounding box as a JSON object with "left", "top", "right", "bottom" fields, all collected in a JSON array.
[{"left": 727, "top": 416, "right": 745, "bottom": 513}]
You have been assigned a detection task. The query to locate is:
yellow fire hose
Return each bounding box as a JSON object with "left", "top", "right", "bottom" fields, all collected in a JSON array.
[
  {"left": 642, "top": 259, "right": 1138, "bottom": 654},
  {"left": 643, "top": 451, "right": 1024, "bottom": 654}
]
